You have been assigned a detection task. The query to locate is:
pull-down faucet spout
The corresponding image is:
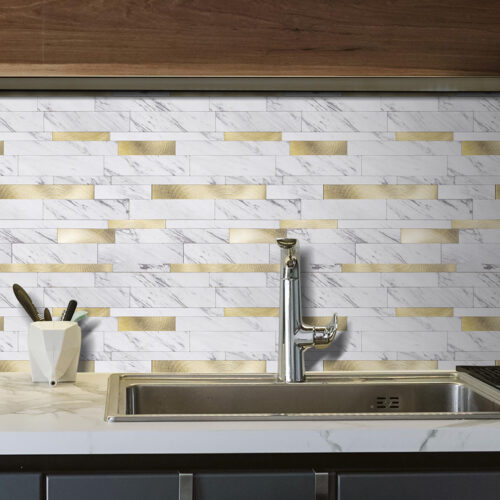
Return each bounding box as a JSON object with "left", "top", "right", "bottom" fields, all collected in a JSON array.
[{"left": 277, "top": 238, "right": 338, "bottom": 383}]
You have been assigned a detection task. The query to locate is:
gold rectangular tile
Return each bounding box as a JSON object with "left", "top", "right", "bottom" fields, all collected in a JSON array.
[
  {"left": 0, "top": 185, "right": 94, "bottom": 199},
  {"left": 303, "top": 316, "right": 347, "bottom": 331},
  {"left": 396, "top": 132, "right": 453, "bottom": 141},
  {"left": 77, "top": 360, "right": 95, "bottom": 372},
  {"left": 152, "top": 184, "right": 265, "bottom": 200},
  {"left": 170, "top": 264, "right": 280, "bottom": 273},
  {"left": 118, "top": 316, "right": 176, "bottom": 331},
  {"left": 224, "top": 132, "right": 282, "bottom": 141},
  {"left": 108, "top": 219, "right": 166, "bottom": 229},
  {"left": 324, "top": 185, "right": 437, "bottom": 200},
  {"left": 496, "top": 186, "right": 499, "bottom": 199},
  {"left": 462, "top": 317, "right": 500, "bottom": 331},
  {"left": 57, "top": 228, "right": 115, "bottom": 244},
  {"left": 0, "top": 141, "right": 3, "bottom": 155},
  {"left": 0, "top": 361, "right": 30, "bottom": 372},
  {"left": 342, "top": 264, "right": 456, "bottom": 273},
  {"left": 280, "top": 219, "right": 338, "bottom": 229},
  {"left": 52, "top": 307, "right": 110, "bottom": 318},
  {"left": 52, "top": 132, "right": 110, "bottom": 141},
  {"left": 152, "top": 360, "right": 266, "bottom": 374},
  {"left": 396, "top": 308, "right": 454, "bottom": 317},
  {"left": 462, "top": 141, "right": 500, "bottom": 155},
  {"left": 229, "top": 228, "right": 286, "bottom": 243},
  {"left": 400, "top": 228, "right": 459, "bottom": 244},
  {"left": 0, "top": 317, "right": 3, "bottom": 331},
  {"left": 0, "top": 264, "right": 112, "bottom": 272},
  {"left": 290, "top": 141, "right": 347, "bottom": 155},
  {"left": 118, "top": 141, "right": 175, "bottom": 155},
  {"left": 452, "top": 220, "right": 500, "bottom": 229},
  {"left": 323, "top": 360, "right": 438, "bottom": 371},
  {"left": 224, "top": 308, "right": 279, "bottom": 317}
]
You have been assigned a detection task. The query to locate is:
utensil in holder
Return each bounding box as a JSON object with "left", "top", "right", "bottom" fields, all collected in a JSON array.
[{"left": 28, "top": 321, "right": 81, "bottom": 386}]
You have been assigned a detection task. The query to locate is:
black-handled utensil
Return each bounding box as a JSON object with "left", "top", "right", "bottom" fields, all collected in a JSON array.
[
  {"left": 62, "top": 300, "right": 78, "bottom": 321},
  {"left": 44, "top": 308, "right": 52, "bottom": 321},
  {"left": 12, "top": 284, "right": 41, "bottom": 322}
]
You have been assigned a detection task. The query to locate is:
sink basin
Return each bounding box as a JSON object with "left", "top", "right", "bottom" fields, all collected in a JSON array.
[{"left": 105, "top": 371, "right": 500, "bottom": 422}]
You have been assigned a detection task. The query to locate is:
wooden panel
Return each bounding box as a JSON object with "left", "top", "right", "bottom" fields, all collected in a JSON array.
[{"left": 0, "top": 0, "right": 498, "bottom": 77}]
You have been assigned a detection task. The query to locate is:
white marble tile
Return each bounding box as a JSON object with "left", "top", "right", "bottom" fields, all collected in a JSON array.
[
  {"left": 111, "top": 132, "right": 222, "bottom": 141},
  {"left": 388, "top": 112, "right": 473, "bottom": 131},
  {"left": 448, "top": 156, "right": 500, "bottom": 176},
  {"left": 282, "top": 132, "right": 393, "bottom": 141},
  {"left": 130, "top": 111, "right": 215, "bottom": 132},
  {"left": 448, "top": 332, "right": 500, "bottom": 352},
  {"left": 351, "top": 141, "right": 459, "bottom": 155},
  {"left": 356, "top": 244, "right": 441, "bottom": 264},
  {"left": 215, "top": 288, "right": 279, "bottom": 307},
  {"left": 130, "top": 200, "right": 214, "bottom": 219},
  {"left": 184, "top": 243, "right": 269, "bottom": 264},
  {"left": 215, "top": 111, "right": 301, "bottom": 131},
  {"left": 0, "top": 201, "right": 43, "bottom": 219},
  {"left": 115, "top": 228, "right": 227, "bottom": 244},
  {"left": 190, "top": 332, "right": 275, "bottom": 351},
  {"left": 338, "top": 219, "right": 451, "bottom": 229},
  {"left": 19, "top": 156, "right": 103, "bottom": 176},
  {"left": 381, "top": 97, "right": 438, "bottom": 111},
  {"left": 459, "top": 230, "right": 500, "bottom": 244},
  {"left": 349, "top": 316, "right": 459, "bottom": 331},
  {"left": 38, "top": 97, "right": 95, "bottom": 111},
  {"left": 474, "top": 112, "right": 500, "bottom": 132},
  {"left": 439, "top": 96, "right": 500, "bottom": 111},
  {"left": 209, "top": 273, "right": 267, "bottom": 288},
  {"left": 104, "top": 156, "right": 188, "bottom": 176},
  {"left": 130, "top": 288, "right": 215, "bottom": 307},
  {"left": 94, "top": 185, "right": 151, "bottom": 200},
  {"left": 0, "top": 97, "right": 38, "bottom": 111},
  {"left": 443, "top": 244, "right": 500, "bottom": 264},
  {"left": 473, "top": 201, "right": 500, "bottom": 219},
  {"left": 44, "top": 200, "right": 128, "bottom": 220},
  {"left": 13, "top": 244, "right": 97, "bottom": 264},
  {"left": 210, "top": 97, "right": 266, "bottom": 111},
  {"left": 111, "top": 175, "right": 221, "bottom": 185},
  {"left": 0, "top": 228, "right": 56, "bottom": 243},
  {"left": 0, "top": 245, "right": 11, "bottom": 263},
  {"left": 268, "top": 96, "right": 382, "bottom": 111},
  {"left": 189, "top": 156, "right": 275, "bottom": 177},
  {"left": 178, "top": 141, "right": 287, "bottom": 156},
  {"left": 362, "top": 156, "right": 447, "bottom": 176},
  {"left": 0, "top": 112, "right": 43, "bottom": 131},
  {"left": 0, "top": 156, "right": 17, "bottom": 175},
  {"left": 44, "top": 287, "right": 129, "bottom": 307},
  {"left": 104, "top": 332, "right": 189, "bottom": 352},
  {"left": 112, "top": 351, "right": 225, "bottom": 361},
  {"left": 439, "top": 272, "right": 500, "bottom": 287},
  {"left": 95, "top": 360, "right": 151, "bottom": 373},
  {"left": 99, "top": 243, "right": 183, "bottom": 267},
  {"left": 302, "top": 200, "right": 386, "bottom": 219},
  {"left": 287, "top": 228, "right": 399, "bottom": 244},
  {"left": 4, "top": 140, "right": 116, "bottom": 156},
  {"left": 302, "top": 288, "right": 387, "bottom": 308},
  {"left": 215, "top": 200, "right": 300, "bottom": 219},
  {"left": 276, "top": 156, "right": 361, "bottom": 176},
  {"left": 387, "top": 200, "right": 472, "bottom": 220},
  {"left": 474, "top": 288, "right": 500, "bottom": 308},
  {"left": 37, "top": 273, "right": 95, "bottom": 287},
  {"left": 299, "top": 272, "right": 381, "bottom": 288},
  {"left": 226, "top": 176, "right": 282, "bottom": 185},
  {"left": 363, "top": 332, "right": 447, "bottom": 351},
  {"left": 271, "top": 243, "right": 355, "bottom": 265},
  {"left": 438, "top": 185, "right": 494, "bottom": 200},
  {"left": 388, "top": 288, "right": 473, "bottom": 307},
  {"left": 96, "top": 272, "right": 209, "bottom": 288},
  {"left": 0, "top": 273, "right": 37, "bottom": 288},
  {"left": 176, "top": 316, "right": 277, "bottom": 332},
  {"left": 110, "top": 307, "right": 221, "bottom": 317},
  {"left": 302, "top": 112, "right": 387, "bottom": 131},
  {"left": 381, "top": 273, "right": 438, "bottom": 287},
  {"left": 97, "top": 96, "right": 210, "bottom": 111},
  {"left": 455, "top": 175, "right": 500, "bottom": 185},
  {"left": 266, "top": 185, "right": 323, "bottom": 200},
  {"left": 44, "top": 112, "right": 129, "bottom": 131},
  {"left": 0, "top": 287, "right": 43, "bottom": 308}
]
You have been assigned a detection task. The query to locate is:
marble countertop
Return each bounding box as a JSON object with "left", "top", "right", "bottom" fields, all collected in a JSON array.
[{"left": 2, "top": 372, "right": 500, "bottom": 455}]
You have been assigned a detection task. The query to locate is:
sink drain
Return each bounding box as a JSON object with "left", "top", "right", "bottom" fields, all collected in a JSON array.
[{"left": 376, "top": 396, "right": 400, "bottom": 409}]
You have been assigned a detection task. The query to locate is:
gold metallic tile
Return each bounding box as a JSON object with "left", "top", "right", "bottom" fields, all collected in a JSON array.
[
  {"left": 229, "top": 228, "right": 286, "bottom": 243},
  {"left": 0, "top": 317, "right": 3, "bottom": 331},
  {"left": 324, "top": 185, "right": 437, "bottom": 200},
  {"left": 118, "top": 316, "right": 176, "bottom": 331},
  {"left": 400, "top": 228, "right": 459, "bottom": 244},
  {"left": 342, "top": 264, "right": 456, "bottom": 273},
  {"left": 0, "top": 185, "right": 94, "bottom": 199},
  {"left": 462, "top": 141, "right": 500, "bottom": 155},
  {"left": 224, "top": 308, "right": 279, "bottom": 317},
  {"left": 57, "top": 228, "right": 115, "bottom": 244},
  {"left": 396, "top": 132, "right": 453, "bottom": 141},
  {"left": 303, "top": 316, "right": 347, "bottom": 331},
  {"left": 452, "top": 220, "right": 500, "bottom": 229},
  {"left": 290, "top": 141, "right": 347, "bottom": 155},
  {"left": 152, "top": 360, "right": 266, "bottom": 374},
  {"left": 280, "top": 219, "right": 338, "bottom": 229},
  {"left": 170, "top": 264, "right": 280, "bottom": 273},
  {"left": 118, "top": 141, "right": 175, "bottom": 155},
  {"left": 108, "top": 219, "right": 166, "bottom": 229},
  {"left": 396, "top": 308, "right": 453, "bottom": 317},
  {"left": 224, "top": 132, "right": 282, "bottom": 141},
  {"left": 77, "top": 360, "right": 95, "bottom": 372},
  {"left": 52, "top": 307, "right": 110, "bottom": 317},
  {"left": 462, "top": 317, "right": 500, "bottom": 331},
  {"left": 0, "top": 264, "right": 112, "bottom": 272},
  {"left": 152, "top": 184, "right": 265, "bottom": 200},
  {"left": 323, "top": 360, "right": 438, "bottom": 371},
  {"left": 496, "top": 186, "right": 499, "bottom": 199},
  {"left": 0, "top": 141, "right": 3, "bottom": 155},
  {"left": 52, "top": 132, "right": 110, "bottom": 141},
  {"left": 0, "top": 361, "right": 30, "bottom": 372}
]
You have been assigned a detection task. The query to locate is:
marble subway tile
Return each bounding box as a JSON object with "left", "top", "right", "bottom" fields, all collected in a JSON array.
[
  {"left": 19, "top": 156, "right": 103, "bottom": 176},
  {"left": 130, "top": 200, "right": 214, "bottom": 219},
  {"left": 302, "top": 112, "right": 387, "bottom": 132},
  {"left": 362, "top": 156, "right": 447, "bottom": 176},
  {"left": 131, "top": 288, "right": 216, "bottom": 308},
  {"left": 387, "top": 200, "right": 472, "bottom": 219},
  {"left": 268, "top": 96, "right": 382, "bottom": 111},
  {"left": 44, "top": 200, "right": 129, "bottom": 220},
  {"left": 0, "top": 112, "right": 44, "bottom": 131},
  {"left": 363, "top": 332, "right": 447, "bottom": 352},
  {"left": 97, "top": 96, "right": 210, "bottom": 111},
  {"left": 44, "top": 287, "right": 129, "bottom": 307},
  {"left": 388, "top": 288, "right": 473, "bottom": 307},
  {"left": 443, "top": 244, "right": 500, "bottom": 264},
  {"left": 12, "top": 244, "right": 97, "bottom": 264},
  {"left": 190, "top": 156, "right": 276, "bottom": 176},
  {"left": 474, "top": 201, "right": 500, "bottom": 219},
  {"left": 215, "top": 199, "right": 300, "bottom": 219},
  {"left": 276, "top": 156, "right": 360, "bottom": 176},
  {"left": 190, "top": 332, "right": 275, "bottom": 352},
  {"left": 215, "top": 112, "right": 301, "bottom": 131},
  {"left": 302, "top": 200, "right": 386, "bottom": 219},
  {"left": 104, "top": 156, "right": 188, "bottom": 176},
  {"left": 4, "top": 140, "right": 115, "bottom": 156},
  {"left": 388, "top": 112, "right": 473, "bottom": 131},
  {"left": 356, "top": 244, "right": 442, "bottom": 264},
  {"left": 474, "top": 112, "right": 500, "bottom": 132},
  {"left": 44, "top": 112, "right": 129, "bottom": 131},
  {"left": 184, "top": 243, "right": 269, "bottom": 264}
]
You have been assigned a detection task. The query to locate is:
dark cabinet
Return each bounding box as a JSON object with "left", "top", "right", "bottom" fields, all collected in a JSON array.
[
  {"left": 46, "top": 473, "right": 178, "bottom": 500},
  {"left": 0, "top": 473, "right": 40, "bottom": 500},
  {"left": 194, "top": 472, "right": 316, "bottom": 500},
  {"left": 338, "top": 471, "right": 500, "bottom": 500}
]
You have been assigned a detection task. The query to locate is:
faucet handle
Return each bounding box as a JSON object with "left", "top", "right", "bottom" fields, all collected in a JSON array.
[
  {"left": 312, "top": 313, "right": 338, "bottom": 349},
  {"left": 277, "top": 238, "right": 297, "bottom": 249}
]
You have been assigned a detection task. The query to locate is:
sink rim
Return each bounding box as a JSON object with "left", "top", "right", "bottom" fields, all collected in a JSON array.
[{"left": 105, "top": 370, "right": 500, "bottom": 422}]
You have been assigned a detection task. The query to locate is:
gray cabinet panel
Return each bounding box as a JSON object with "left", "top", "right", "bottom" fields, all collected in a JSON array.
[
  {"left": 46, "top": 473, "right": 178, "bottom": 500},
  {"left": 0, "top": 473, "right": 40, "bottom": 500},
  {"left": 338, "top": 472, "right": 500, "bottom": 500},
  {"left": 194, "top": 472, "right": 315, "bottom": 500}
]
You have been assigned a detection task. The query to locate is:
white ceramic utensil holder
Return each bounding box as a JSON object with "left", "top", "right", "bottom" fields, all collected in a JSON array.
[{"left": 28, "top": 321, "right": 81, "bottom": 386}]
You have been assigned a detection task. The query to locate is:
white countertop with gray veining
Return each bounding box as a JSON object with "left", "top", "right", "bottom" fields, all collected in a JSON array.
[{"left": 1, "top": 373, "right": 500, "bottom": 455}]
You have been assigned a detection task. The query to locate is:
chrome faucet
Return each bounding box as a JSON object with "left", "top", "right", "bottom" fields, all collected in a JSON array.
[{"left": 277, "top": 238, "right": 338, "bottom": 383}]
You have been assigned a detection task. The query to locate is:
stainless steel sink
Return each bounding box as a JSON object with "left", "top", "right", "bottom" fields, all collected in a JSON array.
[{"left": 105, "top": 371, "right": 500, "bottom": 422}]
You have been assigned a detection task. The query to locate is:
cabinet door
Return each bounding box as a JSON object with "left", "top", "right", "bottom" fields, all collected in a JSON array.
[
  {"left": 194, "top": 472, "right": 315, "bottom": 500},
  {"left": 0, "top": 473, "right": 40, "bottom": 500},
  {"left": 338, "top": 471, "right": 500, "bottom": 500},
  {"left": 46, "top": 473, "right": 178, "bottom": 500}
]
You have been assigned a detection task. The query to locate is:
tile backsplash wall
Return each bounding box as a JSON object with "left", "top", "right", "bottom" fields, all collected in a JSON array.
[{"left": 0, "top": 92, "right": 499, "bottom": 374}]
